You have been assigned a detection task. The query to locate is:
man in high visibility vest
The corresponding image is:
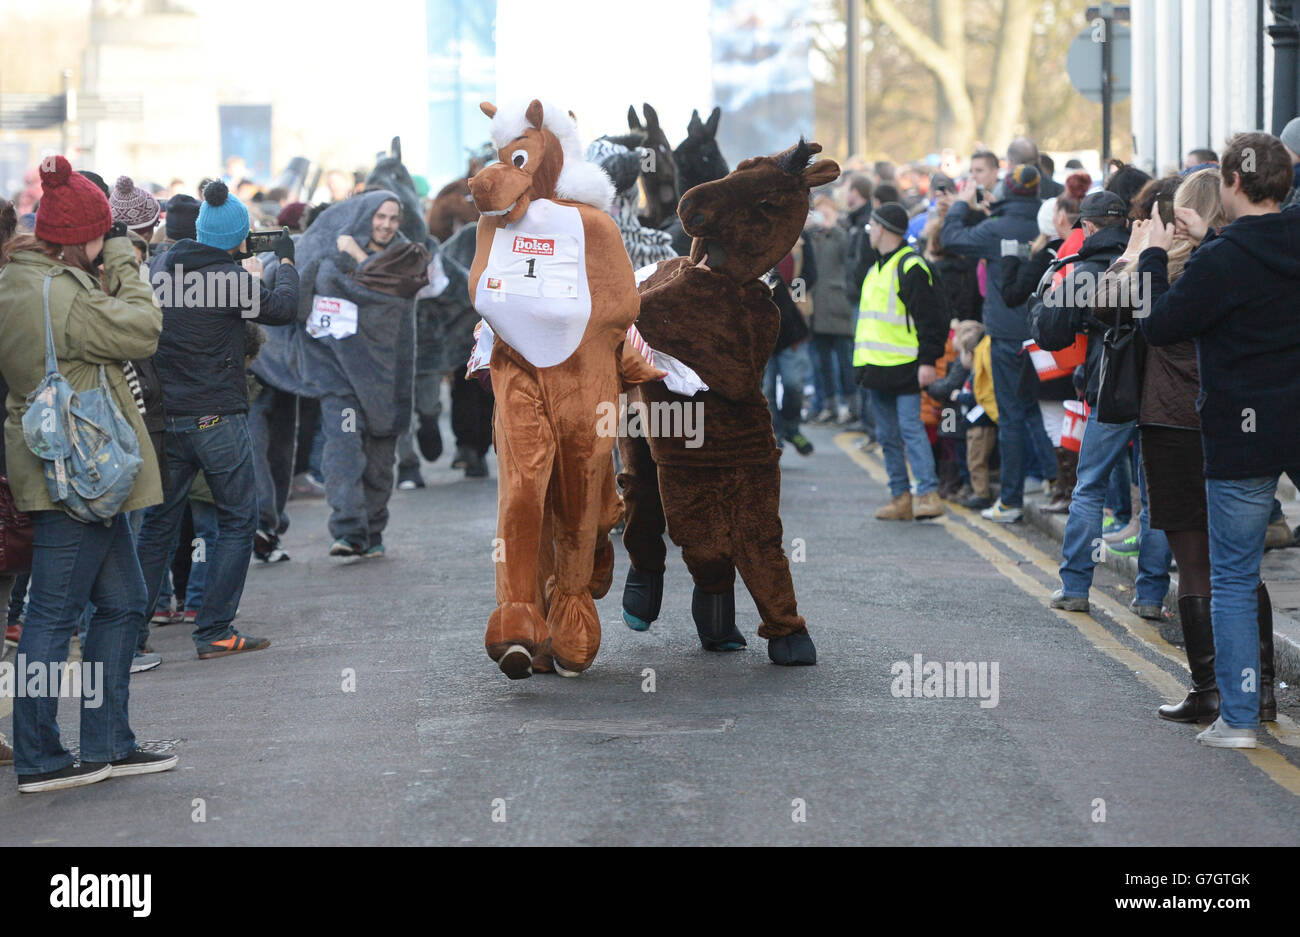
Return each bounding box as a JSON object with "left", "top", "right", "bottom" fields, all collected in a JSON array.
[{"left": 854, "top": 202, "right": 948, "bottom": 520}]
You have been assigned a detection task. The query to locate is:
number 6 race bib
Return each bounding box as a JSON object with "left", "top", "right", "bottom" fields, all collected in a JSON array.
[{"left": 306, "top": 295, "right": 359, "bottom": 340}]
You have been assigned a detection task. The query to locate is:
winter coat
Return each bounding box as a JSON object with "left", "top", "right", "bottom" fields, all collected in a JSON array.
[
  {"left": 930, "top": 249, "right": 982, "bottom": 323},
  {"left": 843, "top": 203, "right": 875, "bottom": 304},
  {"left": 0, "top": 238, "right": 163, "bottom": 514},
  {"left": 972, "top": 335, "right": 998, "bottom": 423},
  {"left": 1092, "top": 257, "right": 1199, "bottom": 430},
  {"left": 148, "top": 239, "right": 299, "bottom": 415},
  {"left": 922, "top": 338, "right": 962, "bottom": 434},
  {"left": 1028, "top": 224, "right": 1130, "bottom": 407},
  {"left": 1001, "top": 239, "right": 1075, "bottom": 402},
  {"left": 804, "top": 224, "right": 854, "bottom": 336},
  {"left": 1283, "top": 164, "right": 1300, "bottom": 210},
  {"left": 939, "top": 197, "right": 1041, "bottom": 341},
  {"left": 1138, "top": 206, "right": 1300, "bottom": 479}
]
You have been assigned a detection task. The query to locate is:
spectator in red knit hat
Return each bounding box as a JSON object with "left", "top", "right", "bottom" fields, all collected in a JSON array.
[
  {"left": 277, "top": 201, "right": 308, "bottom": 233},
  {"left": 0, "top": 154, "right": 176, "bottom": 793},
  {"left": 108, "top": 175, "right": 161, "bottom": 241}
]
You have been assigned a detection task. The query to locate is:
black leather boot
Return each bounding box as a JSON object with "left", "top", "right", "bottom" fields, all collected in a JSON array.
[
  {"left": 621, "top": 567, "right": 664, "bottom": 632},
  {"left": 1158, "top": 595, "right": 1220, "bottom": 723},
  {"left": 1259, "top": 582, "right": 1276, "bottom": 722},
  {"left": 691, "top": 586, "right": 745, "bottom": 651}
]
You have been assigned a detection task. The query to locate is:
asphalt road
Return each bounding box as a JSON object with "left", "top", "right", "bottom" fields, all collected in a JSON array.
[{"left": 2, "top": 417, "right": 1298, "bottom": 846}]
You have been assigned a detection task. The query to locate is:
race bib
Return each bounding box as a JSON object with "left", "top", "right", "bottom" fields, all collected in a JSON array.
[
  {"left": 481, "top": 229, "right": 581, "bottom": 300},
  {"left": 306, "top": 295, "right": 358, "bottom": 340}
]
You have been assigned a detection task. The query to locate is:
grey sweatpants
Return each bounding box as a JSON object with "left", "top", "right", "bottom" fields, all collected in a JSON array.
[{"left": 320, "top": 394, "right": 398, "bottom": 547}]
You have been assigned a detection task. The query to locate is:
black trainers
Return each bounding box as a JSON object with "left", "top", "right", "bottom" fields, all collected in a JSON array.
[
  {"left": 417, "top": 422, "right": 443, "bottom": 462},
  {"left": 253, "top": 530, "right": 290, "bottom": 563},
  {"left": 83, "top": 749, "right": 179, "bottom": 777},
  {"left": 196, "top": 631, "right": 271, "bottom": 660},
  {"left": 17, "top": 761, "right": 112, "bottom": 794},
  {"left": 464, "top": 449, "right": 488, "bottom": 478},
  {"left": 397, "top": 464, "right": 425, "bottom": 490}
]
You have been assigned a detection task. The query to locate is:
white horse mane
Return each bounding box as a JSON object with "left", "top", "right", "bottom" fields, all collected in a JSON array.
[{"left": 489, "top": 98, "right": 614, "bottom": 213}]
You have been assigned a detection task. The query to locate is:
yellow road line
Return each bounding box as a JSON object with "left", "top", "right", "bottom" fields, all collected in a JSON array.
[{"left": 835, "top": 432, "right": 1300, "bottom": 793}]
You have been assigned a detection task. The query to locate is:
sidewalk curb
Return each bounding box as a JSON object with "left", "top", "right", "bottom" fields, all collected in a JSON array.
[{"left": 1023, "top": 498, "right": 1300, "bottom": 686}]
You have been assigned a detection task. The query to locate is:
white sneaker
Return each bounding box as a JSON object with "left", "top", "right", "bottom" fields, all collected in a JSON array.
[
  {"left": 835, "top": 404, "right": 853, "bottom": 425},
  {"left": 980, "top": 501, "right": 1024, "bottom": 524},
  {"left": 1196, "top": 716, "right": 1256, "bottom": 748}
]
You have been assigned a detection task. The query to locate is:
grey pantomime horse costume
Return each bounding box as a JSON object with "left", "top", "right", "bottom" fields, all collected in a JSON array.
[{"left": 252, "top": 188, "right": 422, "bottom": 549}]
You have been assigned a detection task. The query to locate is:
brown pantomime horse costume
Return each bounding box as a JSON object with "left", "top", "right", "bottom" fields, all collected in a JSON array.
[
  {"left": 468, "top": 98, "right": 660, "bottom": 680},
  {"left": 618, "top": 139, "right": 840, "bottom": 666}
]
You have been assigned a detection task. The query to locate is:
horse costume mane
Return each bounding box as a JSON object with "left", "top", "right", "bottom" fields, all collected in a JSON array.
[{"left": 484, "top": 99, "right": 613, "bottom": 212}]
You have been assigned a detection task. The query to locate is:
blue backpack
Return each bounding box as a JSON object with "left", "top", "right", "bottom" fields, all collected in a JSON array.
[{"left": 21, "top": 270, "right": 142, "bottom": 524}]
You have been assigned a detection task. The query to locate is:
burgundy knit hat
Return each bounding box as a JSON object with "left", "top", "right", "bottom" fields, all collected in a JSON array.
[
  {"left": 109, "top": 174, "right": 160, "bottom": 231},
  {"left": 35, "top": 156, "right": 113, "bottom": 245},
  {"left": 277, "top": 201, "right": 307, "bottom": 229}
]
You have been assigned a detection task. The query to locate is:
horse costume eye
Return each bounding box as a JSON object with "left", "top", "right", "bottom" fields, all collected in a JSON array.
[{"left": 511, "top": 150, "right": 528, "bottom": 169}]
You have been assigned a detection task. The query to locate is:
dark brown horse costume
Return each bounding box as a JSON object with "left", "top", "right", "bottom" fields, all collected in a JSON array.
[{"left": 618, "top": 139, "right": 839, "bottom": 666}]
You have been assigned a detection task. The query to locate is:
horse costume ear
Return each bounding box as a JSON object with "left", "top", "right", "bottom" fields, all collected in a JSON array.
[
  {"left": 628, "top": 105, "right": 642, "bottom": 130},
  {"left": 687, "top": 109, "right": 703, "bottom": 137},
  {"left": 480, "top": 101, "right": 498, "bottom": 119},
  {"left": 643, "top": 103, "right": 660, "bottom": 131},
  {"left": 704, "top": 107, "right": 721, "bottom": 137},
  {"left": 391, "top": 137, "right": 401, "bottom": 160},
  {"left": 526, "top": 99, "right": 544, "bottom": 130}
]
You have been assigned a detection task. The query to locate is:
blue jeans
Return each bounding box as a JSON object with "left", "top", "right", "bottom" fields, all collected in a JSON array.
[
  {"left": 1024, "top": 415, "right": 1058, "bottom": 482},
  {"left": 1106, "top": 446, "right": 1133, "bottom": 525},
  {"left": 134, "top": 413, "right": 259, "bottom": 648},
  {"left": 868, "top": 388, "right": 939, "bottom": 497},
  {"left": 1205, "top": 475, "right": 1293, "bottom": 728},
  {"left": 12, "top": 512, "right": 143, "bottom": 775},
  {"left": 183, "top": 499, "right": 221, "bottom": 612},
  {"left": 1059, "top": 410, "right": 1170, "bottom": 603},
  {"left": 810, "top": 334, "right": 856, "bottom": 414},
  {"left": 763, "top": 346, "right": 810, "bottom": 441},
  {"left": 989, "top": 338, "right": 1049, "bottom": 508}
]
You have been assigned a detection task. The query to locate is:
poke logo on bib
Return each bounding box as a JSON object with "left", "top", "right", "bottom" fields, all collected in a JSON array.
[{"left": 512, "top": 236, "right": 555, "bottom": 256}]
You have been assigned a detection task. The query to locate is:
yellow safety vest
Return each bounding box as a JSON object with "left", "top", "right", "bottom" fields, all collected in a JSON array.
[{"left": 854, "top": 248, "right": 932, "bottom": 367}]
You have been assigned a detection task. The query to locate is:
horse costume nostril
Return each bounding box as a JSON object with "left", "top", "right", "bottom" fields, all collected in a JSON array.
[{"left": 690, "top": 213, "right": 706, "bottom": 228}]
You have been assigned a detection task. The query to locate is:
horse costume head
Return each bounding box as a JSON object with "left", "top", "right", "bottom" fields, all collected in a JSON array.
[
  {"left": 469, "top": 99, "right": 613, "bottom": 226},
  {"left": 675, "top": 107, "right": 729, "bottom": 195},
  {"left": 367, "top": 136, "right": 431, "bottom": 245},
  {"left": 678, "top": 138, "right": 839, "bottom": 284},
  {"left": 627, "top": 102, "right": 678, "bottom": 228}
]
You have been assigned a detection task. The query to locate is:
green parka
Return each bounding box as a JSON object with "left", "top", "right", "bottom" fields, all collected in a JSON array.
[{"left": 0, "top": 236, "right": 163, "bottom": 514}]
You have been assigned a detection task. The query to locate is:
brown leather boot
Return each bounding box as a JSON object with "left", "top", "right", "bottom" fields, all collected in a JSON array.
[
  {"left": 1259, "top": 582, "right": 1276, "bottom": 722},
  {"left": 1158, "top": 595, "right": 1219, "bottom": 723},
  {"left": 1043, "top": 447, "right": 1076, "bottom": 514},
  {"left": 913, "top": 491, "right": 945, "bottom": 519},
  {"left": 875, "top": 492, "right": 913, "bottom": 520}
]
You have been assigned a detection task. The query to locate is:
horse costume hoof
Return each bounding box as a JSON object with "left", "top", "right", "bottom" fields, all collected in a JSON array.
[
  {"left": 622, "top": 567, "right": 664, "bottom": 631},
  {"left": 767, "top": 632, "right": 817, "bottom": 666},
  {"left": 554, "top": 661, "right": 582, "bottom": 678},
  {"left": 692, "top": 587, "right": 746, "bottom": 651},
  {"left": 497, "top": 644, "right": 534, "bottom": 680}
]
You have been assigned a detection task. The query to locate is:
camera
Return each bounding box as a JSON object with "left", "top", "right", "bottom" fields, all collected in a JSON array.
[{"left": 241, "top": 226, "right": 289, "bottom": 257}]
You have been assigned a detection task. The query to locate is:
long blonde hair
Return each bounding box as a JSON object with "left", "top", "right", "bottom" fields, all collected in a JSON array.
[{"left": 1166, "top": 167, "right": 1225, "bottom": 282}]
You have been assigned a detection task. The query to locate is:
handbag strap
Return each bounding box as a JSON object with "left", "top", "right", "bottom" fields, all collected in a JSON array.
[{"left": 41, "top": 271, "right": 60, "bottom": 377}]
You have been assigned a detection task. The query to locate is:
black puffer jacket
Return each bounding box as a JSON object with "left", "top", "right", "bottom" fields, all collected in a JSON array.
[
  {"left": 149, "top": 239, "right": 299, "bottom": 415},
  {"left": 1028, "top": 224, "right": 1129, "bottom": 406}
]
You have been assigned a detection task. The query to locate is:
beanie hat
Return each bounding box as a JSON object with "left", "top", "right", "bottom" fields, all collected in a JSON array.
[
  {"left": 35, "top": 155, "right": 113, "bottom": 245},
  {"left": 165, "top": 194, "right": 200, "bottom": 240},
  {"left": 277, "top": 201, "right": 307, "bottom": 229},
  {"left": 871, "top": 201, "right": 909, "bottom": 236},
  {"left": 78, "top": 170, "right": 111, "bottom": 199},
  {"left": 1007, "top": 163, "right": 1041, "bottom": 197},
  {"left": 1037, "top": 197, "right": 1058, "bottom": 238},
  {"left": 109, "top": 175, "right": 160, "bottom": 231},
  {"left": 1281, "top": 116, "right": 1300, "bottom": 158},
  {"left": 1079, "top": 190, "right": 1127, "bottom": 220},
  {"left": 196, "top": 181, "right": 250, "bottom": 250}
]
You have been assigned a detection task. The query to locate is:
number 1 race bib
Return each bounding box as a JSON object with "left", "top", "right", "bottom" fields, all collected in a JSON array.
[
  {"left": 306, "top": 295, "right": 359, "bottom": 340},
  {"left": 474, "top": 199, "right": 591, "bottom": 368}
]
